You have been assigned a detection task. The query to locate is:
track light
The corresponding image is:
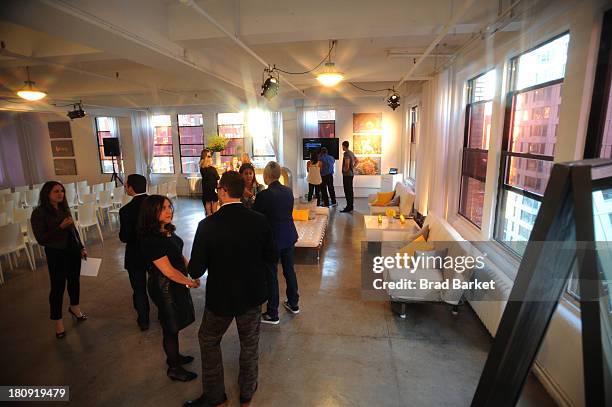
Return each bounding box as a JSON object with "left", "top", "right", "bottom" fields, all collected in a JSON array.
[
  {"left": 16, "top": 66, "right": 47, "bottom": 101},
  {"left": 67, "top": 102, "right": 86, "bottom": 120},
  {"left": 261, "top": 68, "right": 279, "bottom": 100},
  {"left": 387, "top": 91, "right": 401, "bottom": 111}
]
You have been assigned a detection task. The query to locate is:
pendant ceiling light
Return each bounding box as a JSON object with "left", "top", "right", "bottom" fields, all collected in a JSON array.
[
  {"left": 16, "top": 66, "right": 47, "bottom": 101},
  {"left": 316, "top": 41, "right": 343, "bottom": 87}
]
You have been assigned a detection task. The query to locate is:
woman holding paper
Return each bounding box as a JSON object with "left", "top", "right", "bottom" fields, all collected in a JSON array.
[{"left": 31, "top": 181, "right": 88, "bottom": 339}]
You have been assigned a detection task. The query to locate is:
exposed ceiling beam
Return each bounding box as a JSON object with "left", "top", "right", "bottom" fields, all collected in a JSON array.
[{"left": 178, "top": 0, "right": 306, "bottom": 97}]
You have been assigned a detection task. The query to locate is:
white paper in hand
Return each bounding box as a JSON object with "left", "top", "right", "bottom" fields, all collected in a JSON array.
[{"left": 80, "top": 257, "right": 102, "bottom": 277}]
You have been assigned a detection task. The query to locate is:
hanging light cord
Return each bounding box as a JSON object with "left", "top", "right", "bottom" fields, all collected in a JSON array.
[
  {"left": 348, "top": 82, "right": 395, "bottom": 93},
  {"left": 273, "top": 41, "right": 336, "bottom": 75}
]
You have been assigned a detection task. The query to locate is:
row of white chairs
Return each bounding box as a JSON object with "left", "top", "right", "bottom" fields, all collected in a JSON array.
[{"left": 149, "top": 180, "right": 178, "bottom": 199}]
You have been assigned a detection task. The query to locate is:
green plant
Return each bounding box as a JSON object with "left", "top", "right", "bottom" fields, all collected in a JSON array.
[{"left": 207, "top": 135, "right": 228, "bottom": 152}]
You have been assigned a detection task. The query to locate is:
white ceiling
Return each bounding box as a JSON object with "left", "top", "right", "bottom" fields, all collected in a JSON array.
[{"left": 0, "top": 0, "right": 536, "bottom": 110}]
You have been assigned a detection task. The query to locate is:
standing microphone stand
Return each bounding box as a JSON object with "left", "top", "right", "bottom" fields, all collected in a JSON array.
[{"left": 110, "top": 155, "right": 124, "bottom": 187}]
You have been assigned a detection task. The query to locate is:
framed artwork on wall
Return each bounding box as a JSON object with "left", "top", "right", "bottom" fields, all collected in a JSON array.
[
  {"left": 50, "top": 140, "right": 75, "bottom": 157},
  {"left": 354, "top": 156, "right": 381, "bottom": 175},
  {"left": 353, "top": 113, "right": 382, "bottom": 133},
  {"left": 318, "top": 121, "right": 335, "bottom": 138},
  {"left": 54, "top": 159, "right": 77, "bottom": 176},
  {"left": 353, "top": 134, "right": 382, "bottom": 155},
  {"left": 48, "top": 121, "right": 72, "bottom": 139}
]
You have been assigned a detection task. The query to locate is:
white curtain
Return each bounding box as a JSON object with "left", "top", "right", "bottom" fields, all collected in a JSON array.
[
  {"left": 131, "top": 111, "right": 154, "bottom": 181},
  {"left": 271, "top": 111, "right": 283, "bottom": 164},
  {"left": 415, "top": 68, "right": 453, "bottom": 216}
]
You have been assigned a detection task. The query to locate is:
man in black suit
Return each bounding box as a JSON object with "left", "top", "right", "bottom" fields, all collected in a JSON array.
[
  {"left": 253, "top": 161, "right": 300, "bottom": 325},
  {"left": 185, "top": 171, "right": 277, "bottom": 407},
  {"left": 119, "top": 174, "right": 150, "bottom": 331}
]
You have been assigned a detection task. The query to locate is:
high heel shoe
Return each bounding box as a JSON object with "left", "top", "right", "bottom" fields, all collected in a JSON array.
[
  {"left": 68, "top": 307, "right": 88, "bottom": 322},
  {"left": 56, "top": 331, "right": 66, "bottom": 339}
]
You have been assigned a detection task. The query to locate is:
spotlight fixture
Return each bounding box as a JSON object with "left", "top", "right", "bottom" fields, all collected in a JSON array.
[
  {"left": 261, "top": 68, "right": 279, "bottom": 100},
  {"left": 386, "top": 91, "right": 401, "bottom": 111},
  {"left": 315, "top": 41, "right": 344, "bottom": 87},
  {"left": 16, "top": 66, "right": 47, "bottom": 101},
  {"left": 67, "top": 102, "right": 86, "bottom": 120}
]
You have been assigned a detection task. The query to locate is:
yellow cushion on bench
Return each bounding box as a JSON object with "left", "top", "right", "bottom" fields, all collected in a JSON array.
[
  {"left": 371, "top": 191, "right": 395, "bottom": 206},
  {"left": 399, "top": 235, "right": 434, "bottom": 256},
  {"left": 292, "top": 209, "right": 310, "bottom": 221}
]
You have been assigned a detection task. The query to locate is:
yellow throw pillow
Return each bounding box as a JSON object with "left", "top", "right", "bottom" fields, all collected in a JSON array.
[
  {"left": 292, "top": 209, "right": 309, "bottom": 221},
  {"left": 372, "top": 191, "right": 395, "bottom": 206},
  {"left": 398, "top": 235, "right": 434, "bottom": 256}
]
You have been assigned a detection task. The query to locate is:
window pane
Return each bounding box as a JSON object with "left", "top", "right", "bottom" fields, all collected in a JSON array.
[
  {"left": 459, "top": 176, "right": 485, "bottom": 227},
  {"left": 181, "top": 157, "right": 200, "bottom": 174},
  {"left": 97, "top": 131, "right": 112, "bottom": 145},
  {"left": 505, "top": 156, "right": 553, "bottom": 196},
  {"left": 154, "top": 126, "right": 172, "bottom": 144},
  {"left": 179, "top": 126, "right": 203, "bottom": 144},
  {"left": 515, "top": 34, "right": 570, "bottom": 90},
  {"left": 600, "top": 81, "right": 612, "bottom": 158},
  {"left": 510, "top": 83, "right": 561, "bottom": 155},
  {"left": 96, "top": 117, "right": 111, "bottom": 132},
  {"left": 218, "top": 124, "right": 244, "bottom": 138},
  {"left": 462, "top": 149, "right": 488, "bottom": 181},
  {"left": 471, "top": 70, "right": 496, "bottom": 102},
  {"left": 218, "top": 112, "right": 244, "bottom": 125},
  {"left": 101, "top": 159, "right": 123, "bottom": 174},
  {"left": 468, "top": 101, "right": 492, "bottom": 149},
  {"left": 152, "top": 114, "right": 171, "bottom": 127},
  {"left": 153, "top": 145, "right": 173, "bottom": 156},
  {"left": 317, "top": 110, "right": 335, "bottom": 121},
  {"left": 151, "top": 156, "right": 174, "bottom": 173},
  {"left": 221, "top": 138, "right": 244, "bottom": 156},
  {"left": 178, "top": 113, "right": 203, "bottom": 127},
  {"left": 253, "top": 136, "right": 275, "bottom": 157},
  {"left": 498, "top": 190, "right": 542, "bottom": 254},
  {"left": 180, "top": 145, "right": 204, "bottom": 157}
]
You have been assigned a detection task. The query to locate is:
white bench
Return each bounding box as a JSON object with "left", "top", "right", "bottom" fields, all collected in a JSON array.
[{"left": 294, "top": 206, "right": 329, "bottom": 260}]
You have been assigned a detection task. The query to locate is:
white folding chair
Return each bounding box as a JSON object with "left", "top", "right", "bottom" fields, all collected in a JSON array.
[
  {"left": 64, "top": 182, "right": 76, "bottom": 194},
  {"left": 104, "top": 181, "right": 115, "bottom": 191},
  {"left": 109, "top": 193, "right": 131, "bottom": 225},
  {"left": 167, "top": 181, "right": 178, "bottom": 199},
  {"left": 92, "top": 183, "right": 105, "bottom": 197},
  {"left": 26, "top": 219, "right": 44, "bottom": 262},
  {"left": 97, "top": 190, "right": 113, "bottom": 225},
  {"left": 65, "top": 188, "right": 79, "bottom": 208},
  {"left": 158, "top": 182, "right": 168, "bottom": 196},
  {"left": 77, "top": 203, "right": 103, "bottom": 244},
  {"left": 14, "top": 186, "right": 29, "bottom": 204},
  {"left": 82, "top": 193, "right": 97, "bottom": 205},
  {"left": 78, "top": 186, "right": 91, "bottom": 204},
  {"left": 77, "top": 180, "right": 88, "bottom": 190},
  {"left": 0, "top": 188, "right": 12, "bottom": 197},
  {"left": 4, "top": 192, "right": 21, "bottom": 207},
  {"left": 0, "top": 201, "right": 15, "bottom": 222},
  {"left": 24, "top": 189, "right": 40, "bottom": 208},
  {"left": 149, "top": 184, "right": 158, "bottom": 195},
  {"left": 0, "top": 222, "right": 35, "bottom": 279},
  {"left": 13, "top": 207, "right": 32, "bottom": 234},
  {"left": 111, "top": 187, "right": 124, "bottom": 207},
  {"left": 33, "top": 183, "right": 44, "bottom": 190}
]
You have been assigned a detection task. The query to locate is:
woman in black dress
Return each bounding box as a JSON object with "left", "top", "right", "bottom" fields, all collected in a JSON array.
[
  {"left": 199, "top": 149, "right": 220, "bottom": 217},
  {"left": 139, "top": 195, "right": 200, "bottom": 382},
  {"left": 31, "top": 181, "right": 88, "bottom": 339}
]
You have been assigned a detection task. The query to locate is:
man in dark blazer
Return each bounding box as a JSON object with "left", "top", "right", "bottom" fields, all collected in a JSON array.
[
  {"left": 119, "top": 174, "right": 150, "bottom": 331},
  {"left": 253, "top": 161, "right": 300, "bottom": 325},
  {"left": 186, "top": 171, "right": 277, "bottom": 407}
]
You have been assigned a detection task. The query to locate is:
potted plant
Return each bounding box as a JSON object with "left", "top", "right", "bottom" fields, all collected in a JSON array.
[{"left": 206, "top": 135, "right": 228, "bottom": 167}]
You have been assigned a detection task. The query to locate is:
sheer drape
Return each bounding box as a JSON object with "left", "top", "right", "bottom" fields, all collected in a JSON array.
[
  {"left": 131, "top": 111, "right": 154, "bottom": 181},
  {"left": 415, "top": 69, "right": 453, "bottom": 216}
]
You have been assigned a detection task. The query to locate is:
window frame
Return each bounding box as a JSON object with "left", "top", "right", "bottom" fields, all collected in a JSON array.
[
  {"left": 151, "top": 115, "right": 175, "bottom": 174},
  {"left": 458, "top": 70, "right": 495, "bottom": 228},
  {"left": 95, "top": 116, "right": 124, "bottom": 175},
  {"left": 217, "top": 112, "right": 245, "bottom": 162},
  {"left": 177, "top": 113, "right": 204, "bottom": 174},
  {"left": 493, "top": 33, "right": 569, "bottom": 253}
]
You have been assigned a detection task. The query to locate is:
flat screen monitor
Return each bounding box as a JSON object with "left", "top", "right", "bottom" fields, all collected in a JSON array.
[{"left": 303, "top": 138, "right": 339, "bottom": 160}]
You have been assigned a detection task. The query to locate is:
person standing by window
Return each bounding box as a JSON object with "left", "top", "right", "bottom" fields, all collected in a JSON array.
[
  {"left": 199, "top": 149, "right": 220, "bottom": 217},
  {"left": 319, "top": 147, "right": 337, "bottom": 207},
  {"left": 340, "top": 140, "right": 358, "bottom": 213},
  {"left": 31, "top": 181, "right": 88, "bottom": 339},
  {"left": 139, "top": 195, "right": 200, "bottom": 382}
]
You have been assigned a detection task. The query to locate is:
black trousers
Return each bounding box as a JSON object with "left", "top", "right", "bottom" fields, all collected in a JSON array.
[
  {"left": 127, "top": 268, "right": 150, "bottom": 324},
  {"left": 307, "top": 183, "right": 321, "bottom": 205},
  {"left": 199, "top": 306, "right": 261, "bottom": 405},
  {"left": 343, "top": 175, "right": 354, "bottom": 210},
  {"left": 45, "top": 247, "right": 81, "bottom": 320},
  {"left": 265, "top": 246, "right": 299, "bottom": 318},
  {"left": 321, "top": 174, "right": 336, "bottom": 206},
  {"left": 162, "top": 326, "right": 181, "bottom": 368}
]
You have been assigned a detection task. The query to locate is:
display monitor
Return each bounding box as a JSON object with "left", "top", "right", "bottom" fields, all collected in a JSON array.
[{"left": 303, "top": 138, "right": 339, "bottom": 160}]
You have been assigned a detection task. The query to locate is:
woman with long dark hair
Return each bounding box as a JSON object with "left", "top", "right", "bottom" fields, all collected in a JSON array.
[
  {"left": 239, "top": 162, "right": 264, "bottom": 209},
  {"left": 31, "top": 181, "right": 87, "bottom": 339},
  {"left": 138, "top": 195, "right": 199, "bottom": 382},
  {"left": 307, "top": 150, "right": 322, "bottom": 205}
]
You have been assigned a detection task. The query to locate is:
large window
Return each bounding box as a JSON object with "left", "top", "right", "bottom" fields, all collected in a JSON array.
[
  {"left": 151, "top": 114, "right": 174, "bottom": 174},
  {"left": 95, "top": 117, "right": 124, "bottom": 174},
  {"left": 459, "top": 70, "right": 495, "bottom": 228},
  {"left": 407, "top": 106, "right": 418, "bottom": 181},
  {"left": 217, "top": 112, "right": 245, "bottom": 167},
  {"left": 317, "top": 109, "right": 336, "bottom": 138},
  {"left": 495, "top": 33, "right": 569, "bottom": 254},
  {"left": 178, "top": 114, "right": 204, "bottom": 173}
]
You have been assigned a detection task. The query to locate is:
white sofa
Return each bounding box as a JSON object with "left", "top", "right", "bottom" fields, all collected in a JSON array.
[
  {"left": 294, "top": 206, "right": 329, "bottom": 260},
  {"left": 368, "top": 182, "right": 415, "bottom": 216},
  {"left": 381, "top": 212, "right": 478, "bottom": 317}
]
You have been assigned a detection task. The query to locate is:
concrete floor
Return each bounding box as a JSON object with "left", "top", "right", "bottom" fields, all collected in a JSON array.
[{"left": 0, "top": 197, "right": 557, "bottom": 406}]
